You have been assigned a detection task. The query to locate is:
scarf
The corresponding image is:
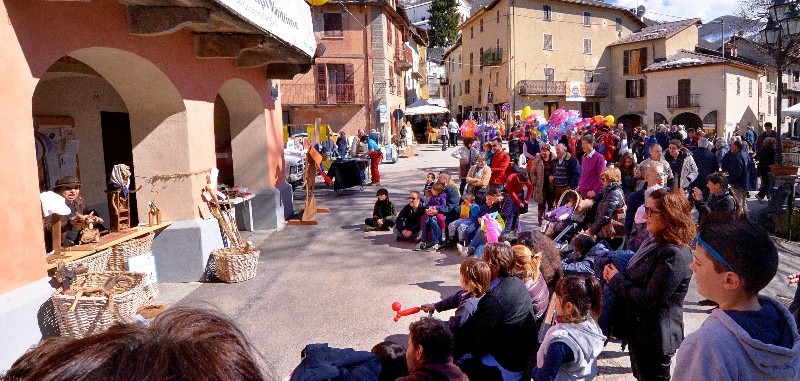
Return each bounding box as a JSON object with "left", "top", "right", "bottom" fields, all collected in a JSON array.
[
  {"left": 626, "top": 235, "right": 660, "bottom": 270},
  {"left": 110, "top": 164, "right": 131, "bottom": 200}
]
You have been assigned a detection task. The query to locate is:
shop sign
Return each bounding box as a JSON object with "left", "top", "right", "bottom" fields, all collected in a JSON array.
[
  {"left": 565, "top": 81, "right": 586, "bottom": 102},
  {"left": 213, "top": 0, "right": 316, "bottom": 57},
  {"left": 379, "top": 104, "right": 388, "bottom": 123}
]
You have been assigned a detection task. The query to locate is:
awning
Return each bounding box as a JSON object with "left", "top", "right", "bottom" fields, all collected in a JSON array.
[
  {"left": 784, "top": 103, "right": 800, "bottom": 117},
  {"left": 405, "top": 104, "right": 450, "bottom": 115}
]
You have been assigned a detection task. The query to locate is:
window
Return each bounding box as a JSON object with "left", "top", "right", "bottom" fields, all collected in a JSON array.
[
  {"left": 387, "top": 21, "right": 392, "bottom": 45},
  {"left": 450, "top": 58, "right": 455, "bottom": 72},
  {"left": 616, "top": 17, "right": 622, "bottom": 32},
  {"left": 471, "top": 26, "right": 474, "bottom": 39},
  {"left": 623, "top": 48, "right": 647, "bottom": 75},
  {"left": 458, "top": 54, "right": 462, "bottom": 68},
  {"left": 768, "top": 96, "right": 772, "bottom": 115},
  {"left": 759, "top": 82, "right": 763, "bottom": 98},
  {"left": 584, "top": 70, "right": 594, "bottom": 83},
  {"left": 581, "top": 102, "right": 600, "bottom": 117},
  {"left": 479, "top": 47, "right": 484, "bottom": 69},
  {"left": 480, "top": 18, "right": 483, "bottom": 32},
  {"left": 316, "top": 63, "right": 355, "bottom": 103},
  {"left": 495, "top": 72, "right": 499, "bottom": 87},
  {"left": 470, "top": 53, "right": 473, "bottom": 74},
  {"left": 584, "top": 12, "right": 591, "bottom": 26},
  {"left": 459, "top": 82, "right": 462, "bottom": 96},
  {"left": 323, "top": 13, "right": 343, "bottom": 37},
  {"left": 625, "top": 79, "right": 645, "bottom": 98},
  {"left": 543, "top": 5, "right": 552, "bottom": 21},
  {"left": 544, "top": 67, "right": 555, "bottom": 81},
  {"left": 737, "top": 77, "right": 741, "bottom": 95},
  {"left": 465, "top": 79, "right": 470, "bottom": 94},
  {"left": 497, "top": 10, "right": 500, "bottom": 23},
  {"left": 543, "top": 33, "right": 553, "bottom": 50},
  {"left": 389, "top": 69, "right": 395, "bottom": 94},
  {"left": 478, "top": 78, "right": 483, "bottom": 103},
  {"left": 583, "top": 38, "right": 592, "bottom": 54},
  {"left": 452, "top": 84, "right": 455, "bottom": 95},
  {"left": 749, "top": 80, "right": 753, "bottom": 97}
]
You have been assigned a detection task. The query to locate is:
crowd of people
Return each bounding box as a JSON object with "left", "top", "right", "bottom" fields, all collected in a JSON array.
[{"left": 8, "top": 121, "right": 800, "bottom": 381}]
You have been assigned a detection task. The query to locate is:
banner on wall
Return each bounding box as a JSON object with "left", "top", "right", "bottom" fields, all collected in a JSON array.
[
  {"left": 212, "top": 0, "right": 316, "bottom": 57},
  {"left": 565, "top": 81, "right": 586, "bottom": 102}
]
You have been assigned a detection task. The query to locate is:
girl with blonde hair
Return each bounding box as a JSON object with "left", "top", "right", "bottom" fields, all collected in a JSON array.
[{"left": 513, "top": 245, "right": 549, "bottom": 320}]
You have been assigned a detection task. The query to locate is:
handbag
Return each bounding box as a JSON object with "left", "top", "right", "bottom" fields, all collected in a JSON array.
[{"left": 600, "top": 190, "right": 627, "bottom": 238}]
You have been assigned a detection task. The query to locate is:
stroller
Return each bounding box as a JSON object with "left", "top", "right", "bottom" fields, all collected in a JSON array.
[{"left": 540, "top": 190, "right": 584, "bottom": 248}]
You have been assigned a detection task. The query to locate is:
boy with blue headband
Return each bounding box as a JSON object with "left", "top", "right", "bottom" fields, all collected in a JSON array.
[{"left": 674, "top": 216, "right": 800, "bottom": 380}]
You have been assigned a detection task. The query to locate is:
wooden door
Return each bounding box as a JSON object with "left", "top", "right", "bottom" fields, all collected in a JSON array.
[{"left": 678, "top": 79, "right": 691, "bottom": 107}]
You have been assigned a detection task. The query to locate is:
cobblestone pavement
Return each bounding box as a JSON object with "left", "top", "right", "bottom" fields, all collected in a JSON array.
[{"left": 157, "top": 142, "right": 800, "bottom": 380}]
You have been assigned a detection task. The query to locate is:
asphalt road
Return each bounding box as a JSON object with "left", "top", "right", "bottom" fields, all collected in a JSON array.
[{"left": 162, "top": 142, "right": 800, "bottom": 380}]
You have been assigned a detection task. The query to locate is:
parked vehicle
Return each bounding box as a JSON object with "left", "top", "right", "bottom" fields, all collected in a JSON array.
[{"left": 284, "top": 152, "right": 305, "bottom": 189}]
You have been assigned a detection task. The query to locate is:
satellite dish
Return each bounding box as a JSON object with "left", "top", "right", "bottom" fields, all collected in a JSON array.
[{"left": 636, "top": 5, "right": 646, "bottom": 17}]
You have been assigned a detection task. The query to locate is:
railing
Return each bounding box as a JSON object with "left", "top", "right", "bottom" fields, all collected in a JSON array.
[
  {"left": 280, "top": 83, "right": 365, "bottom": 105},
  {"left": 395, "top": 45, "right": 413, "bottom": 70},
  {"left": 585, "top": 82, "right": 609, "bottom": 97},
  {"left": 667, "top": 94, "right": 700, "bottom": 108},
  {"left": 481, "top": 47, "right": 503, "bottom": 66},
  {"left": 518, "top": 80, "right": 566, "bottom": 96}
]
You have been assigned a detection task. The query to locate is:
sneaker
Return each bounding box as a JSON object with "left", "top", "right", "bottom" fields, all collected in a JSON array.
[
  {"left": 427, "top": 244, "right": 441, "bottom": 252},
  {"left": 456, "top": 243, "right": 467, "bottom": 257},
  {"left": 414, "top": 242, "right": 427, "bottom": 251}
]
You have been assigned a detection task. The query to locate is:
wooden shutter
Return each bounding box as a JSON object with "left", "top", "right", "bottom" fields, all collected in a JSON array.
[
  {"left": 678, "top": 79, "right": 691, "bottom": 106},
  {"left": 640, "top": 48, "right": 648, "bottom": 72},
  {"left": 639, "top": 79, "right": 646, "bottom": 97},
  {"left": 623, "top": 50, "right": 629, "bottom": 75},
  {"left": 316, "top": 64, "right": 327, "bottom": 103}
]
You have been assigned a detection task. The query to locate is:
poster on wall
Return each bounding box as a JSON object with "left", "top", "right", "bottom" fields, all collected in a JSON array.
[
  {"left": 565, "top": 81, "right": 586, "bottom": 102},
  {"left": 127, "top": 252, "right": 158, "bottom": 286},
  {"left": 34, "top": 117, "right": 79, "bottom": 191}
]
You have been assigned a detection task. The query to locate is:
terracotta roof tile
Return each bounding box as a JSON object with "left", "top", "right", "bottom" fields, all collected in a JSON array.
[{"left": 610, "top": 18, "right": 701, "bottom": 46}]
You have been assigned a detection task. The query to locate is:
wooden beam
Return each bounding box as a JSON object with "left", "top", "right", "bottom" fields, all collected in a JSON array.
[
  {"left": 127, "top": 5, "right": 210, "bottom": 36},
  {"left": 237, "top": 48, "right": 286, "bottom": 68},
  {"left": 195, "top": 33, "right": 264, "bottom": 58}
]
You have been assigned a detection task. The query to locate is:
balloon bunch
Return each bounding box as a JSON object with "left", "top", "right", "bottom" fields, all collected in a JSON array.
[
  {"left": 461, "top": 119, "right": 505, "bottom": 141},
  {"left": 545, "top": 108, "right": 585, "bottom": 143}
]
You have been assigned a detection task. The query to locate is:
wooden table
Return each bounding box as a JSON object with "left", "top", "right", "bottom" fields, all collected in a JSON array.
[{"left": 46, "top": 222, "right": 172, "bottom": 270}]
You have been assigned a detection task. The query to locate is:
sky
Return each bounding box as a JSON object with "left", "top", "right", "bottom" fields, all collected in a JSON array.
[{"left": 607, "top": 0, "right": 743, "bottom": 23}]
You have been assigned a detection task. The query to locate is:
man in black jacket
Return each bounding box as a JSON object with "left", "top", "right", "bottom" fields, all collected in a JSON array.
[
  {"left": 454, "top": 243, "right": 536, "bottom": 381},
  {"left": 691, "top": 172, "right": 739, "bottom": 222},
  {"left": 394, "top": 191, "right": 426, "bottom": 242}
]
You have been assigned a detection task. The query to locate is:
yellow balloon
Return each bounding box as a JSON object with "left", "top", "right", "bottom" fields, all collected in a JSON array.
[
  {"left": 521, "top": 106, "right": 532, "bottom": 119},
  {"left": 605, "top": 115, "right": 615, "bottom": 125},
  {"left": 306, "top": 0, "right": 329, "bottom": 5}
]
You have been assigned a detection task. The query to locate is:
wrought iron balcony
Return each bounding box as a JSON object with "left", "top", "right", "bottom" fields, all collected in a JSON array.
[
  {"left": 667, "top": 94, "right": 700, "bottom": 109},
  {"left": 280, "top": 83, "right": 365, "bottom": 105},
  {"left": 481, "top": 47, "right": 503, "bottom": 66},
  {"left": 518, "top": 80, "right": 566, "bottom": 96}
]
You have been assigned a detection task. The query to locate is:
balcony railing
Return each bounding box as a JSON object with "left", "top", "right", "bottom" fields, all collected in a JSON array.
[
  {"left": 519, "top": 80, "right": 566, "bottom": 96},
  {"left": 667, "top": 94, "right": 700, "bottom": 109},
  {"left": 395, "top": 45, "right": 413, "bottom": 71},
  {"left": 481, "top": 48, "right": 503, "bottom": 66},
  {"left": 585, "top": 82, "right": 609, "bottom": 97},
  {"left": 280, "top": 83, "right": 365, "bottom": 105}
]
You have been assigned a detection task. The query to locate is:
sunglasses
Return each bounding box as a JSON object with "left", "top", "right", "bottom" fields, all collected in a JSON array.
[
  {"left": 409, "top": 197, "right": 419, "bottom": 200},
  {"left": 644, "top": 206, "right": 661, "bottom": 216},
  {"left": 692, "top": 233, "right": 737, "bottom": 274}
]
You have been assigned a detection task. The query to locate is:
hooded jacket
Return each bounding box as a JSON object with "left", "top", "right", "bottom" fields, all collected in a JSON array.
[
  {"left": 536, "top": 319, "right": 607, "bottom": 381},
  {"left": 673, "top": 296, "right": 800, "bottom": 381},
  {"left": 665, "top": 148, "right": 698, "bottom": 189},
  {"left": 290, "top": 343, "right": 381, "bottom": 381},
  {"left": 588, "top": 182, "right": 625, "bottom": 237}
]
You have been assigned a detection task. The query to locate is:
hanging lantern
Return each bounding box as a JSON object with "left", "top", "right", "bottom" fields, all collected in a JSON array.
[{"left": 306, "top": 0, "right": 329, "bottom": 5}]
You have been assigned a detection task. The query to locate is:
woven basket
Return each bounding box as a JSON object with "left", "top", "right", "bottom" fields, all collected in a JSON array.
[
  {"left": 141, "top": 283, "right": 159, "bottom": 305},
  {"left": 64, "top": 248, "right": 111, "bottom": 273},
  {"left": 108, "top": 233, "right": 154, "bottom": 271},
  {"left": 51, "top": 272, "right": 145, "bottom": 339},
  {"left": 213, "top": 247, "right": 260, "bottom": 283}
]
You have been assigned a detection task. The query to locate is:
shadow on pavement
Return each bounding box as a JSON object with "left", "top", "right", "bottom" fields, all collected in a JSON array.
[
  {"left": 411, "top": 280, "right": 462, "bottom": 301},
  {"left": 598, "top": 365, "right": 633, "bottom": 375},
  {"left": 434, "top": 252, "right": 466, "bottom": 267}
]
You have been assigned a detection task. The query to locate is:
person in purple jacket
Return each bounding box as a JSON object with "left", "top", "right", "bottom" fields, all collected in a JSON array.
[{"left": 577, "top": 135, "right": 607, "bottom": 199}]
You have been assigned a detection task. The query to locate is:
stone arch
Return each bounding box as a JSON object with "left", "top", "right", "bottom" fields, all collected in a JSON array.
[{"left": 671, "top": 112, "right": 703, "bottom": 130}]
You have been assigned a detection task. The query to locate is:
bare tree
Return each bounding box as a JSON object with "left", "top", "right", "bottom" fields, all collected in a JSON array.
[{"left": 736, "top": 0, "right": 800, "bottom": 66}]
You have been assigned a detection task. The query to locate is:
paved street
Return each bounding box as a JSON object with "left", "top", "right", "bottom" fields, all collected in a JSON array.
[{"left": 158, "top": 143, "right": 800, "bottom": 380}]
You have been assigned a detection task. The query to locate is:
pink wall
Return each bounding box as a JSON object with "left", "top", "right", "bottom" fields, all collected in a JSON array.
[{"left": 1, "top": 0, "right": 287, "bottom": 293}]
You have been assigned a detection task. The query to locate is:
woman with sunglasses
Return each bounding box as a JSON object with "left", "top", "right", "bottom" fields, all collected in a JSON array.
[
  {"left": 673, "top": 216, "right": 800, "bottom": 381},
  {"left": 602, "top": 188, "right": 695, "bottom": 381}
]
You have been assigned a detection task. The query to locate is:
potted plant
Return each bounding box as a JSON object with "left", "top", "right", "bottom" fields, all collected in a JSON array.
[{"left": 771, "top": 162, "right": 800, "bottom": 176}]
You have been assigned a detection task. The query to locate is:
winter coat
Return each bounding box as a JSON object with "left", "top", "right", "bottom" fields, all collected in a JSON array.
[
  {"left": 396, "top": 204, "right": 426, "bottom": 234},
  {"left": 723, "top": 150, "right": 758, "bottom": 191},
  {"left": 608, "top": 241, "right": 692, "bottom": 354},
  {"left": 588, "top": 182, "right": 625, "bottom": 237},
  {"left": 525, "top": 274, "right": 550, "bottom": 320},
  {"left": 529, "top": 154, "right": 554, "bottom": 204},
  {"left": 665, "top": 148, "right": 699, "bottom": 189},
  {"left": 465, "top": 164, "right": 491, "bottom": 193},
  {"left": 290, "top": 343, "right": 381, "bottom": 381},
  {"left": 434, "top": 289, "right": 482, "bottom": 333},
  {"left": 396, "top": 361, "right": 470, "bottom": 381},
  {"left": 372, "top": 199, "right": 396, "bottom": 220},
  {"left": 454, "top": 276, "right": 537, "bottom": 373},
  {"left": 489, "top": 150, "right": 511, "bottom": 185},
  {"left": 552, "top": 153, "right": 581, "bottom": 189},
  {"left": 694, "top": 188, "right": 737, "bottom": 220},
  {"left": 756, "top": 147, "right": 776, "bottom": 175},
  {"left": 688, "top": 148, "right": 719, "bottom": 192},
  {"left": 674, "top": 296, "right": 800, "bottom": 381},
  {"left": 508, "top": 137, "right": 523, "bottom": 163}
]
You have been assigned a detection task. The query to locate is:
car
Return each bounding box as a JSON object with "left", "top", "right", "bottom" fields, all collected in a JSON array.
[{"left": 284, "top": 152, "right": 305, "bottom": 189}]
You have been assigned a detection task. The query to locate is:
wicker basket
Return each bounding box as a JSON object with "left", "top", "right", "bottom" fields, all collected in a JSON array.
[
  {"left": 51, "top": 272, "right": 145, "bottom": 339},
  {"left": 64, "top": 248, "right": 111, "bottom": 273},
  {"left": 141, "top": 284, "right": 159, "bottom": 305},
  {"left": 213, "top": 246, "right": 260, "bottom": 283},
  {"left": 107, "top": 233, "right": 154, "bottom": 271}
]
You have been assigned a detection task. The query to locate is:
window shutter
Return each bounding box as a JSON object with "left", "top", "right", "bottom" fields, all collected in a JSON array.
[
  {"left": 639, "top": 78, "right": 646, "bottom": 97},
  {"left": 344, "top": 64, "right": 355, "bottom": 102},
  {"left": 316, "top": 64, "right": 327, "bottom": 103},
  {"left": 623, "top": 51, "right": 629, "bottom": 75},
  {"left": 640, "top": 48, "right": 648, "bottom": 71}
]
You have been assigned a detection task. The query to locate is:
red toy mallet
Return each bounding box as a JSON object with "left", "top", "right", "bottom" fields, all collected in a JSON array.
[{"left": 392, "top": 301, "right": 421, "bottom": 322}]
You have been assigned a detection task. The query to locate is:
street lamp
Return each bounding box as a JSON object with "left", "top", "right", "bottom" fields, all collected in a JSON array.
[{"left": 761, "top": 0, "right": 800, "bottom": 152}]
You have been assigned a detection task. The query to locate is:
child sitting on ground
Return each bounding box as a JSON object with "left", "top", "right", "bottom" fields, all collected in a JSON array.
[
  {"left": 365, "top": 188, "right": 397, "bottom": 231},
  {"left": 534, "top": 275, "right": 606, "bottom": 381},
  {"left": 446, "top": 194, "right": 481, "bottom": 253},
  {"left": 415, "top": 183, "right": 447, "bottom": 252},
  {"left": 420, "top": 257, "right": 490, "bottom": 333},
  {"left": 674, "top": 216, "right": 800, "bottom": 381},
  {"left": 423, "top": 172, "right": 436, "bottom": 200},
  {"left": 562, "top": 234, "right": 602, "bottom": 276},
  {"left": 513, "top": 245, "right": 549, "bottom": 321}
]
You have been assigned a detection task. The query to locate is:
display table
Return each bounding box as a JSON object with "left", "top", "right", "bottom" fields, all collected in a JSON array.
[
  {"left": 46, "top": 222, "right": 172, "bottom": 270},
  {"left": 327, "top": 159, "right": 368, "bottom": 191},
  {"left": 229, "top": 194, "right": 256, "bottom": 231}
]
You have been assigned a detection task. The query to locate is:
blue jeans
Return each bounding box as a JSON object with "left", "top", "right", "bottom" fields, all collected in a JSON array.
[
  {"left": 469, "top": 230, "right": 487, "bottom": 259},
  {"left": 393, "top": 225, "right": 419, "bottom": 241},
  {"left": 460, "top": 178, "right": 468, "bottom": 196},
  {"left": 420, "top": 216, "right": 443, "bottom": 244},
  {"left": 448, "top": 219, "right": 476, "bottom": 242}
]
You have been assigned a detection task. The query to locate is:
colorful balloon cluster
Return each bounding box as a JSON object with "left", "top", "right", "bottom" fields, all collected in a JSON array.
[
  {"left": 539, "top": 107, "right": 616, "bottom": 143},
  {"left": 460, "top": 119, "right": 506, "bottom": 141}
]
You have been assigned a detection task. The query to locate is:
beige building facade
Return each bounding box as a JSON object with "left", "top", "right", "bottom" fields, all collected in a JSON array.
[
  {"left": 455, "top": 0, "right": 645, "bottom": 123},
  {"left": 441, "top": 37, "right": 464, "bottom": 117}
]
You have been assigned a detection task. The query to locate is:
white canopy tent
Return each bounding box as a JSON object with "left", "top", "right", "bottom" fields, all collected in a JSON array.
[
  {"left": 404, "top": 98, "right": 450, "bottom": 115},
  {"left": 783, "top": 103, "right": 800, "bottom": 117}
]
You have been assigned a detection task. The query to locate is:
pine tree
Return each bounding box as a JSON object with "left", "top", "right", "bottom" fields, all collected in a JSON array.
[{"left": 428, "top": 0, "right": 459, "bottom": 48}]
